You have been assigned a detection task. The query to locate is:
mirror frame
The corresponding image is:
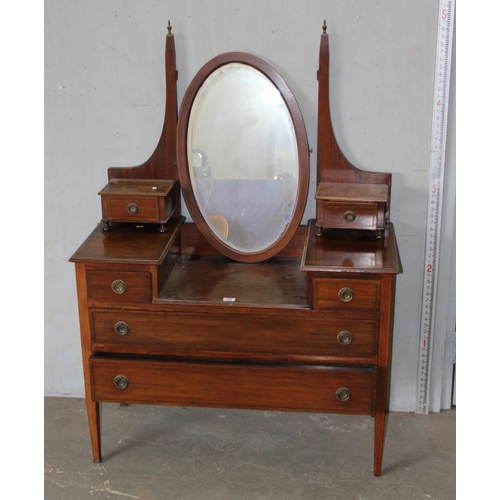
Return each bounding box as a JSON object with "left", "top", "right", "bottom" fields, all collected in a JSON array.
[{"left": 177, "top": 52, "right": 309, "bottom": 262}]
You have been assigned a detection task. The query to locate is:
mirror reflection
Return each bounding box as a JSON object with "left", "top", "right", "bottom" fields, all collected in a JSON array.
[{"left": 187, "top": 63, "right": 299, "bottom": 254}]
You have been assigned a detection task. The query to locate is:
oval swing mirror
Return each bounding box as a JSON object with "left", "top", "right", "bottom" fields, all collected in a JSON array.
[{"left": 177, "top": 53, "right": 309, "bottom": 262}]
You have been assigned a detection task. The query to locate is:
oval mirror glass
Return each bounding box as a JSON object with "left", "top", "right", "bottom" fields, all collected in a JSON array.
[{"left": 177, "top": 53, "right": 309, "bottom": 262}]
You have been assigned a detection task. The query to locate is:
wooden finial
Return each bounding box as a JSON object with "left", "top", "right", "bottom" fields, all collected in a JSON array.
[
  {"left": 322, "top": 20, "right": 327, "bottom": 35},
  {"left": 167, "top": 20, "right": 173, "bottom": 36}
]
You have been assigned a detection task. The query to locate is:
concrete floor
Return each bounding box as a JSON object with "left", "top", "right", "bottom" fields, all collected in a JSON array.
[{"left": 45, "top": 397, "right": 455, "bottom": 499}]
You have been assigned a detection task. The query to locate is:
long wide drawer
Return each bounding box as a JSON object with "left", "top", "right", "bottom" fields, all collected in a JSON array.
[
  {"left": 90, "top": 310, "right": 379, "bottom": 359},
  {"left": 90, "top": 357, "right": 377, "bottom": 415}
]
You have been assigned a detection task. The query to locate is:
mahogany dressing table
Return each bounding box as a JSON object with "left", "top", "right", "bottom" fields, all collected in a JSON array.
[{"left": 70, "top": 22, "right": 401, "bottom": 476}]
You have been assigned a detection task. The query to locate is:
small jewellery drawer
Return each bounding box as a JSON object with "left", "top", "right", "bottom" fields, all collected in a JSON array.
[
  {"left": 103, "top": 196, "right": 161, "bottom": 222},
  {"left": 312, "top": 278, "right": 381, "bottom": 311},
  {"left": 314, "top": 182, "right": 389, "bottom": 232},
  {"left": 90, "top": 357, "right": 377, "bottom": 414},
  {"left": 317, "top": 200, "right": 381, "bottom": 231},
  {"left": 99, "top": 179, "right": 176, "bottom": 227},
  {"left": 86, "top": 271, "right": 151, "bottom": 304},
  {"left": 90, "top": 310, "right": 379, "bottom": 359}
]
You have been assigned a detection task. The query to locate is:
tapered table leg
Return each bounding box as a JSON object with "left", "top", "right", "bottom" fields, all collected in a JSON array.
[
  {"left": 75, "top": 264, "right": 103, "bottom": 463},
  {"left": 373, "top": 274, "right": 395, "bottom": 476},
  {"left": 374, "top": 405, "right": 386, "bottom": 476},
  {"left": 86, "top": 400, "right": 102, "bottom": 463}
]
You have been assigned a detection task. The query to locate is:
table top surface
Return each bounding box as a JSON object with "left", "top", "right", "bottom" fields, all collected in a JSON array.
[
  {"left": 70, "top": 218, "right": 401, "bottom": 274},
  {"left": 301, "top": 220, "right": 401, "bottom": 274}
]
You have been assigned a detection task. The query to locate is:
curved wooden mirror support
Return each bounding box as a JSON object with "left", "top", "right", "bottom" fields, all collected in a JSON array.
[
  {"left": 98, "top": 22, "right": 181, "bottom": 232},
  {"left": 107, "top": 22, "right": 178, "bottom": 183},
  {"left": 316, "top": 21, "right": 391, "bottom": 237},
  {"left": 177, "top": 53, "right": 309, "bottom": 263}
]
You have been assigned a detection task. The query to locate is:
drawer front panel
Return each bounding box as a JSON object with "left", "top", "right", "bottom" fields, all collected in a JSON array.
[
  {"left": 86, "top": 271, "right": 151, "bottom": 304},
  {"left": 317, "top": 201, "right": 379, "bottom": 230},
  {"left": 91, "top": 357, "right": 376, "bottom": 414},
  {"left": 105, "top": 196, "right": 159, "bottom": 222},
  {"left": 313, "top": 278, "right": 380, "bottom": 311},
  {"left": 90, "top": 310, "right": 379, "bottom": 358}
]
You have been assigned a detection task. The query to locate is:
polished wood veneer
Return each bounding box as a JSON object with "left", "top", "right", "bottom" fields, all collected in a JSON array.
[
  {"left": 99, "top": 179, "right": 176, "bottom": 232},
  {"left": 315, "top": 23, "right": 391, "bottom": 236},
  {"left": 316, "top": 182, "right": 389, "bottom": 233},
  {"left": 90, "top": 309, "right": 379, "bottom": 361},
  {"left": 91, "top": 357, "right": 377, "bottom": 414},
  {"left": 158, "top": 254, "right": 308, "bottom": 307},
  {"left": 70, "top": 22, "right": 401, "bottom": 477},
  {"left": 71, "top": 218, "right": 401, "bottom": 475}
]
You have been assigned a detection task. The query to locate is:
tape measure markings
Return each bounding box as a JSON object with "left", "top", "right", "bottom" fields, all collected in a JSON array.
[{"left": 416, "top": 0, "right": 455, "bottom": 415}]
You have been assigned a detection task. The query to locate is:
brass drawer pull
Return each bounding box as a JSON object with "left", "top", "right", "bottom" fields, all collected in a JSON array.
[
  {"left": 335, "top": 387, "right": 351, "bottom": 402},
  {"left": 114, "top": 321, "right": 129, "bottom": 335},
  {"left": 343, "top": 210, "right": 356, "bottom": 222},
  {"left": 127, "top": 203, "right": 139, "bottom": 214},
  {"left": 338, "top": 287, "right": 354, "bottom": 302},
  {"left": 114, "top": 375, "right": 129, "bottom": 389},
  {"left": 337, "top": 330, "right": 353, "bottom": 345},
  {"left": 111, "top": 279, "right": 127, "bottom": 294}
]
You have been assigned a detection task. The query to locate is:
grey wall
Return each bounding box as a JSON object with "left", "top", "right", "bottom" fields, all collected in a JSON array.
[{"left": 45, "top": 0, "right": 454, "bottom": 411}]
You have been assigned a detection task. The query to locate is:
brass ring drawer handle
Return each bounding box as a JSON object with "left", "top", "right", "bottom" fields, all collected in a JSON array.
[
  {"left": 337, "top": 330, "right": 353, "bottom": 345},
  {"left": 127, "top": 203, "right": 139, "bottom": 214},
  {"left": 338, "top": 287, "right": 354, "bottom": 302},
  {"left": 335, "top": 387, "right": 351, "bottom": 402},
  {"left": 114, "top": 375, "right": 129, "bottom": 389},
  {"left": 114, "top": 321, "right": 129, "bottom": 335},
  {"left": 111, "top": 279, "right": 127, "bottom": 294},
  {"left": 343, "top": 210, "right": 356, "bottom": 222}
]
